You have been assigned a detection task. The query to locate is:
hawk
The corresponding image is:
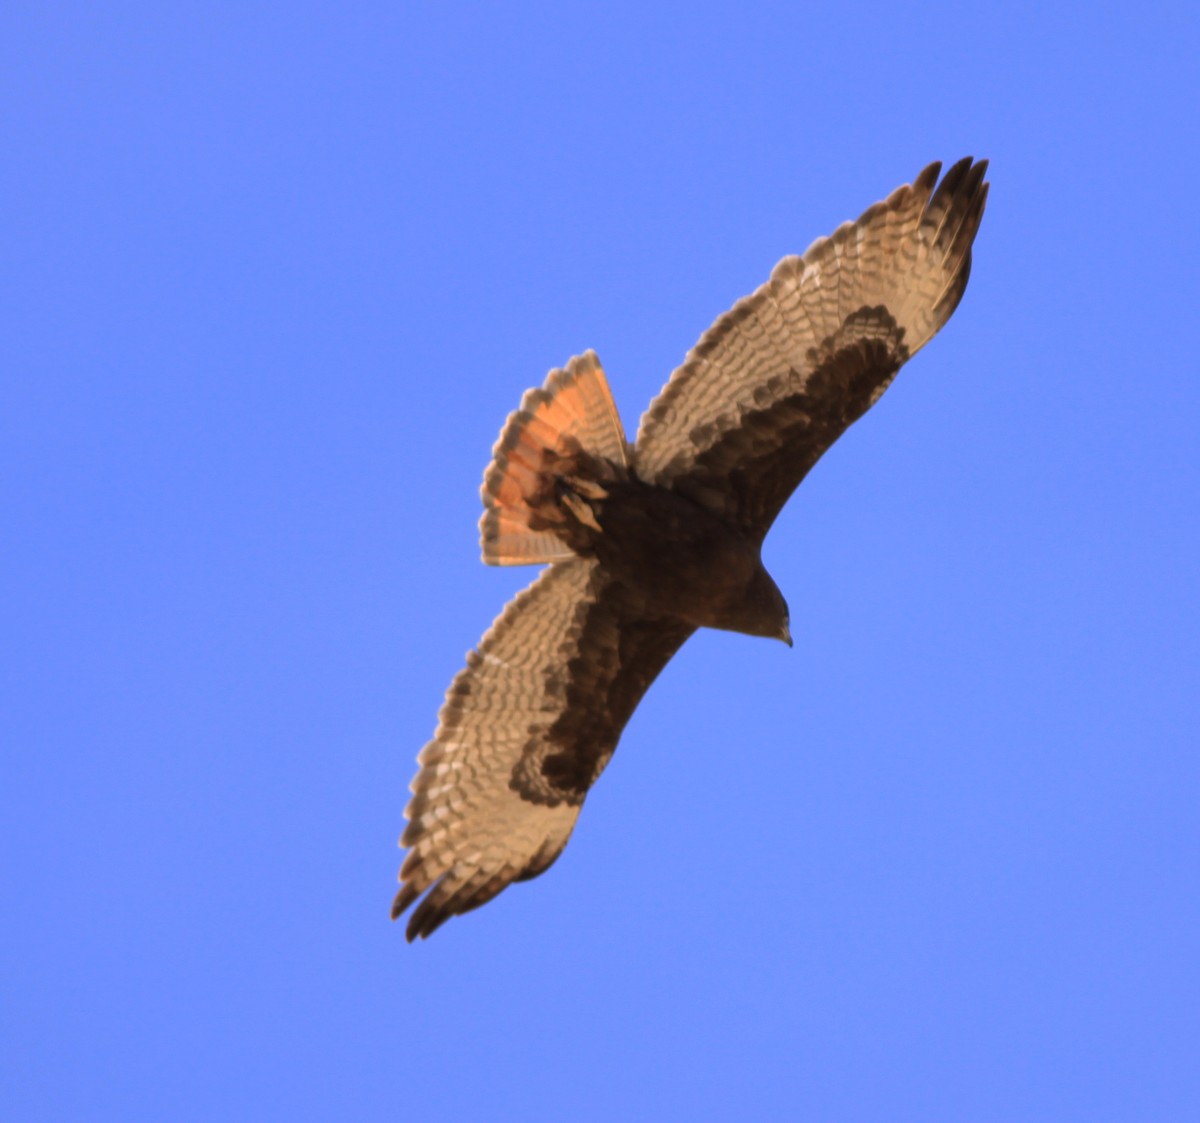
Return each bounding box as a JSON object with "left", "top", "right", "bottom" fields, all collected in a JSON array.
[{"left": 395, "top": 158, "right": 989, "bottom": 940}]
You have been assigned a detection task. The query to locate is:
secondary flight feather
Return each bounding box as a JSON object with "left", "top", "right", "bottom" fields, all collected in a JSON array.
[{"left": 395, "top": 158, "right": 989, "bottom": 940}]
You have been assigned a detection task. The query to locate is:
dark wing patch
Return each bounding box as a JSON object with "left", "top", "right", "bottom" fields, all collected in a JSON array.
[
  {"left": 511, "top": 599, "right": 694, "bottom": 804},
  {"left": 671, "top": 306, "right": 907, "bottom": 534},
  {"left": 634, "top": 159, "right": 988, "bottom": 537},
  {"left": 395, "top": 559, "right": 693, "bottom": 939}
]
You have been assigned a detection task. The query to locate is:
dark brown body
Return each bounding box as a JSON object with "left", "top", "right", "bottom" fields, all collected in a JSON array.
[{"left": 557, "top": 468, "right": 791, "bottom": 643}]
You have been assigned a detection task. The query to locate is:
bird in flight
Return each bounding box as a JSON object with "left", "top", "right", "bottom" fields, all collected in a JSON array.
[{"left": 394, "top": 158, "right": 989, "bottom": 940}]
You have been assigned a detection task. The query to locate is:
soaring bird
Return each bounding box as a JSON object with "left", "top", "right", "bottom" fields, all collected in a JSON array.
[{"left": 394, "top": 158, "right": 989, "bottom": 940}]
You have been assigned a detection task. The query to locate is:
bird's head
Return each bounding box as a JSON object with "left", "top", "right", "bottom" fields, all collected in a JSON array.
[{"left": 733, "top": 566, "right": 792, "bottom": 647}]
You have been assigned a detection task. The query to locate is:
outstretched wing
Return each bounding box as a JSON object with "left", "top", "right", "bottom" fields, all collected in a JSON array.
[
  {"left": 633, "top": 158, "right": 989, "bottom": 538},
  {"left": 395, "top": 558, "right": 693, "bottom": 940}
]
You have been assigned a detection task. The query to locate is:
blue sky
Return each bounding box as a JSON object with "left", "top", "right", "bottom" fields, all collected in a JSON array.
[{"left": 5, "top": 3, "right": 1199, "bottom": 1119}]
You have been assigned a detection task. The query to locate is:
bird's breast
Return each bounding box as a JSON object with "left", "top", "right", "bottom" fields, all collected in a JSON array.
[{"left": 590, "top": 479, "right": 762, "bottom": 626}]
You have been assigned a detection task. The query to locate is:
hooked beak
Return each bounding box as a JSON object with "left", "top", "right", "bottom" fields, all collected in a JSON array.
[{"left": 780, "top": 621, "right": 793, "bottom": 648}]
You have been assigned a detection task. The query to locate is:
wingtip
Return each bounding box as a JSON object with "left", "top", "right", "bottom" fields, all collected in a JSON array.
[
  {"left": 392, "top": 881, "right": 438, "bottom": 942},
  {"left": 391, "top": 881, "right": 417, "bottom": 922},
  {"left": 914, "top": 160, "right": 943, "bottom": 196},
  {"left": 927, "top": 156, "right": 989, "bottom": 191},
  {"left": 945, "top": 157, "right": 989, "bottom": 196}
]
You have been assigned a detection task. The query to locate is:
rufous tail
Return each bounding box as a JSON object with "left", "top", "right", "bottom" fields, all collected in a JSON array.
[{"left": 480, "top": 350, "right": 629, "bottom": 566}]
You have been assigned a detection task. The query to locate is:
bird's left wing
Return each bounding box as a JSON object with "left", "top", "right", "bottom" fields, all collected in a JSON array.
[
  {"left": 395, "top": 558, "right": 693, "bottom": 940},
  {"left": 633, "top": 158, "right": 988, "bottom": 539}
]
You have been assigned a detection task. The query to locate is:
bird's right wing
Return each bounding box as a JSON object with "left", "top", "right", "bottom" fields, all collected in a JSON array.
[
  {"left": 633, "top": 159, "right": 988, "bottom": 539},
  {"left": 395, "top": 557, "right": 693, "bottom": 940}
]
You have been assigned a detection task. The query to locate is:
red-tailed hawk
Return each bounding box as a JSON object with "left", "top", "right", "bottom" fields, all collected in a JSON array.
[{"left": 395, "top": 158, "right": 989, "bottom": 940}]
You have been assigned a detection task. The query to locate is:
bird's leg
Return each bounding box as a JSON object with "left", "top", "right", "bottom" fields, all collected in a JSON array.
[{"left": 555, "top": 475, "right": 605, "bottom": 533}]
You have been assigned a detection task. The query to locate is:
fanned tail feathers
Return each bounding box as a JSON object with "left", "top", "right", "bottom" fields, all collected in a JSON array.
[{"left": 480, "top": 351, "right": 629, "bottom": 565}]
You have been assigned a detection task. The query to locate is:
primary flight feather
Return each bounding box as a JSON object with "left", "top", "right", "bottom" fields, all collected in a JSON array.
[{"left": 395, "top": 158, "right": 989, "bottom": 940}]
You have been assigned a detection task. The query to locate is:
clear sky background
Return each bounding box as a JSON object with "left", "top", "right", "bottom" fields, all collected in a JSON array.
[{"left": 5, "top": 3, "right": 1198, "bottom": 1120}]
